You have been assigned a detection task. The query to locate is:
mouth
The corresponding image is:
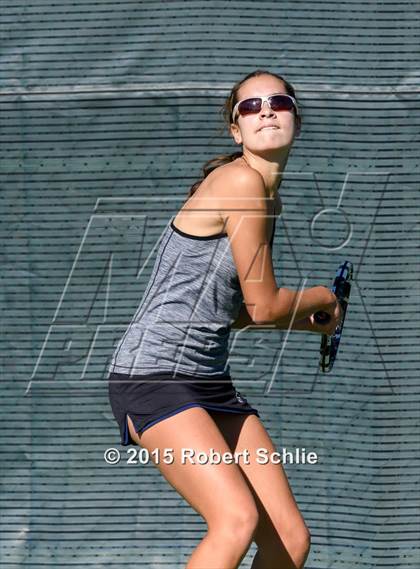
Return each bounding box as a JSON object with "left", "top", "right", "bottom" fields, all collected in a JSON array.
[{"left": 258, "top": 125, "right": 279, "bottom": 132}]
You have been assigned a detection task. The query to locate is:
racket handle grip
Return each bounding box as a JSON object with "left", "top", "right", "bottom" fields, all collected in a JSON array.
[{"left": 314, "top": 311, "right": 331, "bottom": 324}]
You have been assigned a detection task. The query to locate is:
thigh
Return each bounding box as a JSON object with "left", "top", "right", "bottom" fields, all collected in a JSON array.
[
  {"left": 126, "top": 407, "right": 258, "bottom": 529},
  {"left": 209, "top": 411, "right": 309, "bottom": 546}
]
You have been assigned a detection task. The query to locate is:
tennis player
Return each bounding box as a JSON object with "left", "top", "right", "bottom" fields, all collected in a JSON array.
[{"left": 108, "top": 69, "right": 341, "bottom": 568}]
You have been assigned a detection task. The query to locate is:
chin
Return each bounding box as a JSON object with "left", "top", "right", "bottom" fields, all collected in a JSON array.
[
  {"left": 251, "top": 143, "right": 292, "bottom": 156},
  {"left": 252, "top": 134, "right": 293, "bottom": 150}
]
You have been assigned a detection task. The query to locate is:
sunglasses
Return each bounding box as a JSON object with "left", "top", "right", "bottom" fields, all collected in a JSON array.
[{"left": 232, "top": 93, "right": 299, "bottom": 123}]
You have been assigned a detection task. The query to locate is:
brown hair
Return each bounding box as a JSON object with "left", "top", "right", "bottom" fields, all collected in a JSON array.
[{"left": 187, "top": 69, "right": 300, "bottom": 198}]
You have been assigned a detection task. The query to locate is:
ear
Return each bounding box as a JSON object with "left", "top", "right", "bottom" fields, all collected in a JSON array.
[{"left": 230, "top": 122, "right": 243, "bottom": 145}]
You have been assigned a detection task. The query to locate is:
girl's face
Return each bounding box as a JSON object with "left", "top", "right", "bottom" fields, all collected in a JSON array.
[{"left": 230, "top": 75, "right": 300, "bottom": 155}]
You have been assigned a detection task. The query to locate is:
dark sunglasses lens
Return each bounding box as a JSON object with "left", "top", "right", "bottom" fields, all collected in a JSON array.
[
  {"left": 270, "top": 95, "right": 295, "bottom": 112},
  {"left": 238, "top": 98, "right": 262, "bottom": 116}
]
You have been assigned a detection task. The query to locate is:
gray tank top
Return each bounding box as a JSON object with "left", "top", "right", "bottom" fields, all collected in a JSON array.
[{"left": 109, "top": 218, "right": 275, "bottom": 378}]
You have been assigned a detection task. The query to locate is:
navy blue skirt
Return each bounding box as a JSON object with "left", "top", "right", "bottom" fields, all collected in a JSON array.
[{"left": 108, "top": 371, "right": 260, "bottom": 446}]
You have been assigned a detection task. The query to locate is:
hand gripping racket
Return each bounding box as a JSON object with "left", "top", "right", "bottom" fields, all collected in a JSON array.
[{"left": 313, "top": 261, "right": 353, "bottom": 373}]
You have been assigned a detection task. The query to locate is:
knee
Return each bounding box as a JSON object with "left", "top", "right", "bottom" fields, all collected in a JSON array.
[
  {"left": 259, "top": 525, "right": 311, "bottom": 568},
  {"left": 209, "top": 503, "right": 259, "bottom": 546}
]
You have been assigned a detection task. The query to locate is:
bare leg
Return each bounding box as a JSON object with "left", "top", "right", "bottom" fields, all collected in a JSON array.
[
  {"left": 210, "top": 411, "right": 312, "bottom": 569},
  {"left": 127, "top": 407, "right": 260, "bottom": 569}
]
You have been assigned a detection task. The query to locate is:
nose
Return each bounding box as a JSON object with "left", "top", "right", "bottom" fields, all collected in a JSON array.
[{"left": 260, "top": 100, "right": 275, "bottom": 117}]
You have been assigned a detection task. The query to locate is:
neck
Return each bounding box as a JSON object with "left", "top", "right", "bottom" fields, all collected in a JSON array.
[{"left": 241, "top": 148, "right": 290, "bottom": 197}]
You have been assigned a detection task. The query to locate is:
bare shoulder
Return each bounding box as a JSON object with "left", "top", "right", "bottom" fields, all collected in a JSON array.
[
  {"left": 201, "top": 161, "right": 271, "bottom": 247},
  {"left": 208, "top": 160, "right": 266, "bottom": 199},
  {"left": 206, "top": 161, "right": 268, "bottom": 232}
]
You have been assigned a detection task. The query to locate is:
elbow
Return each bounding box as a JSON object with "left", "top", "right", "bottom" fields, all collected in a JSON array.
[
  {"left": 245, "top": 289, "right": 288, "bottom": 325},
  {"left": 248, "top": 303, "right": 274, "bottom": 325},
  {"left": 251, "top": 291, "right": 291, "bottom": 325}
]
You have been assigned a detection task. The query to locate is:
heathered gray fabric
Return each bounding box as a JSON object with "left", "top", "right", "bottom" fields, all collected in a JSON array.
[{"left": 109, "top": 218, "right": 275, "bottom": 378}]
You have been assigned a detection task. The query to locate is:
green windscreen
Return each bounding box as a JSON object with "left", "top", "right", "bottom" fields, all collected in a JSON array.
[{"left": 1, "top": 1, "right": 419, "bottom": 567}]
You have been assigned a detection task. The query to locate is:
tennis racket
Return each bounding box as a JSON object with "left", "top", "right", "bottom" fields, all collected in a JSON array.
[{"left": 313, "top": 260, "right": 353, "bottom": 373}]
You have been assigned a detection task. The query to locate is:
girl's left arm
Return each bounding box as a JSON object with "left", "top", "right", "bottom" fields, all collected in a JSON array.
[{"left": 231, "top": 304, "right": 314, "bottom": 332}]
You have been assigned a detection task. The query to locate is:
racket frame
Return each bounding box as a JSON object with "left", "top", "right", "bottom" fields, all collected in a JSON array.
[{"left": 318, "top": 260, "right": 353, "bottom": 373}]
